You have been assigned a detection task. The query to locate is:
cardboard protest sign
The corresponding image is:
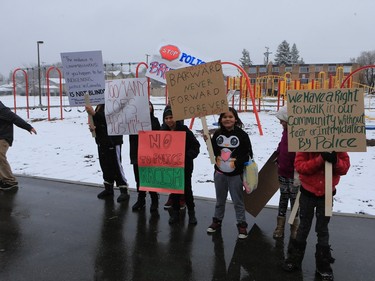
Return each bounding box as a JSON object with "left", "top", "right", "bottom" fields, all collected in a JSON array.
[
  {"left": 165, "top": 60, "right": 228, "bottom": 120},
  {"left": 146, "top": 44, "right": 206, "bottom": 84},
  {"left": 287, "top": 88, "right": 366, "bottom": 216},
  {"left": 138, "top": 131, "right": 186, "bottom": 194},
  {"left": 287, "top": 88, "right": 366, "bottom": 152},
  {"left": 244, "top": 151, "right": 279, "bottom": 217},
  {"left": 60, "top": 50, "right": 105, "bottom": 106},
  {"left": 104, "top": 78, "right": 151, "bottom": 135}
]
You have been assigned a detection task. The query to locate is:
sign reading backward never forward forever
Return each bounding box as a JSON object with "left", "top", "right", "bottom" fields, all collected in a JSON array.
[{"left": 165, "top": 60, "right": 228, "bottom": 120}]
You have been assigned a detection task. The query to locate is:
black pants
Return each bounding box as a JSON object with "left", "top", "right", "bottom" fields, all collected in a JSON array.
[
  {"left": 171, "top": 168, "right": 195, "bottom": 212},
  {"left": 296, "top": 189, "right": 331, "bottom": 246},
  {"left": 98, "top": 144, "right": 127, "bottom": 187}
]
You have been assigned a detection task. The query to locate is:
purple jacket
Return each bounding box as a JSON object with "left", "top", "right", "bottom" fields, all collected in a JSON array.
[{"left": 276, "top": 128, "right": 295, "bottom": 178}]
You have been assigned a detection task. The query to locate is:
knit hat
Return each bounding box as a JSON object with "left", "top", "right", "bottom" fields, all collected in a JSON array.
[
  {"left": 276, "top": 106, "right": 288, "bottom": 122},
  {"left": 163, "top": 105, "right": 173, "bottom": 119}
]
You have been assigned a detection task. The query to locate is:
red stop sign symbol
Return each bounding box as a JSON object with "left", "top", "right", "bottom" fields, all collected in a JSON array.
[{"left": 159, "top": 45, "right": 181, "bottom": 61}]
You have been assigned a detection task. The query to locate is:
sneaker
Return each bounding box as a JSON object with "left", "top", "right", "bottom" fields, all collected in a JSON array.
[
  {"left": 237, "top": 222, "right": 248, "bottom": 239},
  {"left": 179, "top": 195, "right": 186, "bottom": 210},
  {"left": 164, "top": 195, "right": 173, "bottom": 210},
  {"left": 0, "top": 181, "right": 18, "bottom": 191},
  {"left": 207, "top": 218, "right": 222, "bottom": 233}
]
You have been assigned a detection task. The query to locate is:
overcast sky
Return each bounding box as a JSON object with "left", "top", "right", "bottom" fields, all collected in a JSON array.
[{"left": 1, "top": 0, "right": 374, "bottom": 77}]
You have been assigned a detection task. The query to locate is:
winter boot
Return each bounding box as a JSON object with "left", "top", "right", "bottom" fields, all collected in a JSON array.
[
  {"left": 168, "top": 209, "right": 180, "bottom": 225},
  {"left": 273, "top": 216, "right": 286, "bottom": 238},
  {"left": 188, "top": 210, "right": 197, "bottom": 225},
  {"left": 315, "top": 244, "right": 335, "bottom": 281},
  {"left": 283, "top": 239, "right": 307, "bottom": 272},
  {"left": 290, "top": 217, "right": 300, "bottom": 239},
  {"left": 150, "top": 192, "right": 159, "bottom": 212},
  {"left": 132, "top": 192, "right": 146, "bottom": 211},
  {"left": 117, "top": 184, "right": 130, "bottom": 203},
  {"left": 97, "top": 182, "right": 114, "bottom": 199}
]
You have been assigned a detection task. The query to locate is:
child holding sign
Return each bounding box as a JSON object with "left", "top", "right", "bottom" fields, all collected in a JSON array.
[
  {"left": 206, "top": 107, "right": 253, "bottom": 239},
  {"left": 283, "top": 151, "right": 350, "bottom": 280},
  {"left": 86, "top": 104, "right": 130, "bottom": 202},
  {"left": 273, "top": 106, "right": 300, "bottom": 239},
  {"left": 161, "top": 105, "right": 200, "bottom": 225},
  {"left": 130, "top": 101, "right": 161, "bottom": 212}
]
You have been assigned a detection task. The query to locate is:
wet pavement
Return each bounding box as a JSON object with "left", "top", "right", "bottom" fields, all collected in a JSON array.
[{"left": 0, "top": 176, "right": 374, "bottom": 281}]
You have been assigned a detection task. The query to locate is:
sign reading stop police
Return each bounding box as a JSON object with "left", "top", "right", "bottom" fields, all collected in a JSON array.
[{"left": 160, "top": 45, "right": 180, "bottom": 61}]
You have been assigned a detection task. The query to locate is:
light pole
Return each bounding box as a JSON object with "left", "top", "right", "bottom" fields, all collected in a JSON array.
[{"left": 37, "top": 41, "right": 44, "bottom": 106}]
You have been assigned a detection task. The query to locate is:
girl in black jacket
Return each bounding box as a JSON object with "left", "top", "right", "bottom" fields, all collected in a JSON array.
[{"left": 161, "top": 105, "right": 200, "bottom": 225}]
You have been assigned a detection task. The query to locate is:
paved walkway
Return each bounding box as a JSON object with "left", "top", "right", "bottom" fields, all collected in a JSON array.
[{"left": 0, "top": 176, "right": 374, "bottom": 281}]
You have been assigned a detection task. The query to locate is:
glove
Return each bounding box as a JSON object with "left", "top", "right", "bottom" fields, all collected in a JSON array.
[{"left": 321, "top": 152, "right": 337, "bottom": 165}]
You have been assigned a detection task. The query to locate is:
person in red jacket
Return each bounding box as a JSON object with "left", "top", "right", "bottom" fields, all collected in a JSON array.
[{"left": 283, "top": 151, "right": 350, "bottom": 281}]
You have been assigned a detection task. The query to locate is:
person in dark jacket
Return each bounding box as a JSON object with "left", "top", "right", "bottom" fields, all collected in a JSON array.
[
  {"left": 130, "top": 101, "right": 161, "bottom": 212},
  {"left": 283, "top": 151, "right": 350, "bottom": 280},
  {"left": 273, "top": 106, "right": 300, "bottom": 239},
  {"left": 86, "top": 104, "right": 130, "bottom": 202},
  {"left": 206, "top": 107, "right": 253, "bottom": 239},
  {"left": 161, "top": 105, "right": 200, "bottom": 225},
  {"left": 0, "top": 101, "right": 37, "bottom": 190}
]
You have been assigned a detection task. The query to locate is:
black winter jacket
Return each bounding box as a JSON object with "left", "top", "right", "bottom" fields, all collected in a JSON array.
[{"left": 0, "top": 101, "right": 33, "bottom": 146}]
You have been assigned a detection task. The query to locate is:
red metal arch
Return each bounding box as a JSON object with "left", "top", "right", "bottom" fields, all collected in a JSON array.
[
  {"left": 12, "top": 68, "right": 30, "bottom": 118},
  {"left": 46, "top": 66, "right": 64, "bottom": 120},
  {"left": 340, "top": 65, "right": 375, "bottom": 88}
]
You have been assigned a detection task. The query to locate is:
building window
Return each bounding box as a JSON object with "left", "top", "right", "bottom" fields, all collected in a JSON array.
[
  {"left": 285, "top": 67, "right": 292, "bottom": 72},
  {"left": 343, "top": 66, "right": 351, "bottom": 73},
  {"left": 299, "top": 67, "right": 309, "bottom": 73},
  {"left": 315, "top": 66, "right": 322, "bottom": 72},
  {"left": 272, "top": 67, "right": 279, "bottom": 73},
  {"left": 250, "top": 78, "right": 256, "bottom": 84},
  {"left": 259, "top": 67, "right": 267, "bottom": 73},
  {"left": 328, "top": 66, "right": 336, "bottom": 72},
  {"left": 249, "top": 67, "right": 257, "bottom": 74}
]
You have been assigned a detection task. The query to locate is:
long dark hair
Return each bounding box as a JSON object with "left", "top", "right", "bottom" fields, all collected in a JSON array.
[{"left": 218, "top": 107, "right": 243, "bottom": 130}]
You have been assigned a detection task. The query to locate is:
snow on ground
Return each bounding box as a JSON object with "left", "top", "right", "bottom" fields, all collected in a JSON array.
[{"left": 3, "top": 94, "right": 375, "bottom": 216}]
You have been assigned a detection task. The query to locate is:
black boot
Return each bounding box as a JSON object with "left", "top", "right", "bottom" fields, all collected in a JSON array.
[
  {"left": 283, "top": 239, "right": 306, "bottom": 272},
  {"left": 168, "top": 209, "right": 180, "bottom": 225},
  {"left": 315, "top": 244, "right": 335, "bottom": 281},
  {"left": 132, "top": 192, "right": 146, "bottom": 211},
  {"left": 188, "top": 210, "right": 197, "bottom": 225},
  {"left": 97, "top": 182, "right": 114, "bottom": 199},
  {"left": 150, "top": 192, "right": 159, "bottom": 212},
  {"left": 117, "top": 184, "right": 130, "bottom": 202}
]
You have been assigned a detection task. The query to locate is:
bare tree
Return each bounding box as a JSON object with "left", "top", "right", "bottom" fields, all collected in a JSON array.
[{"left": 356, "top": 50, "right": 375, "bottom": 90}]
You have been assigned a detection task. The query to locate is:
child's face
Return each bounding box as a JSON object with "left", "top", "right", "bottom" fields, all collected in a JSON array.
[
  {"left": 164, "top": 115, "right": 176, "bottom": 130},
  {"left": 221, "top": 111, "right": 236, "bottom": 130}
]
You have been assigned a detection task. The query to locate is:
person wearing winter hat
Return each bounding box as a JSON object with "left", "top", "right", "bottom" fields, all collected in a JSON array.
[
  {"left": 161, "top": 105, "right": 200, "bottom": 225},
  {"left": 273, "top": 106, "right": 300, "bottom": 239}
]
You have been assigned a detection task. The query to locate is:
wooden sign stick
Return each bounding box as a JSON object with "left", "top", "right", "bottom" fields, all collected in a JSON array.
[
  {"left": 200, "top": 116, "right": 215, "bottom": 164},
  {"left": 288, "top": 190, "right": 300, "bottom": 224},
  {"left": 325, "top": 162, "right": 333, "bottom": 216},
  {"left": 84, "top": 93, "right": 96, "bottom": 138}
]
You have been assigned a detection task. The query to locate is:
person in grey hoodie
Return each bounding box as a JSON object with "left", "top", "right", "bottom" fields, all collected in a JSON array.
[{"left": 0, "top": 101, "right": 37, "bottom": 190}]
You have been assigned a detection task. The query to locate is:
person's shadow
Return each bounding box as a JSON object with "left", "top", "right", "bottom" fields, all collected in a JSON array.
[
  {"left": 0, "top": 189, "right": 21, "bottom": 275},
  {"left": 93, "top": 198, "right": 128, "bottom": 281},
  {"left": 211, "top": 224, "right": 304, "bottom": 281}
]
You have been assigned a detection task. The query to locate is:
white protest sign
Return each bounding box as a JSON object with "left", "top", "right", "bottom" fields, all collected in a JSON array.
[
  {"left": 104, "top": 78, "right": 151, "bottom": 135},
  {"left": 60, "top": 50, "right": 105, "bottom": 106},
  {"left": 146, "top": 44, "right": 207, "bottom": 84}
]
